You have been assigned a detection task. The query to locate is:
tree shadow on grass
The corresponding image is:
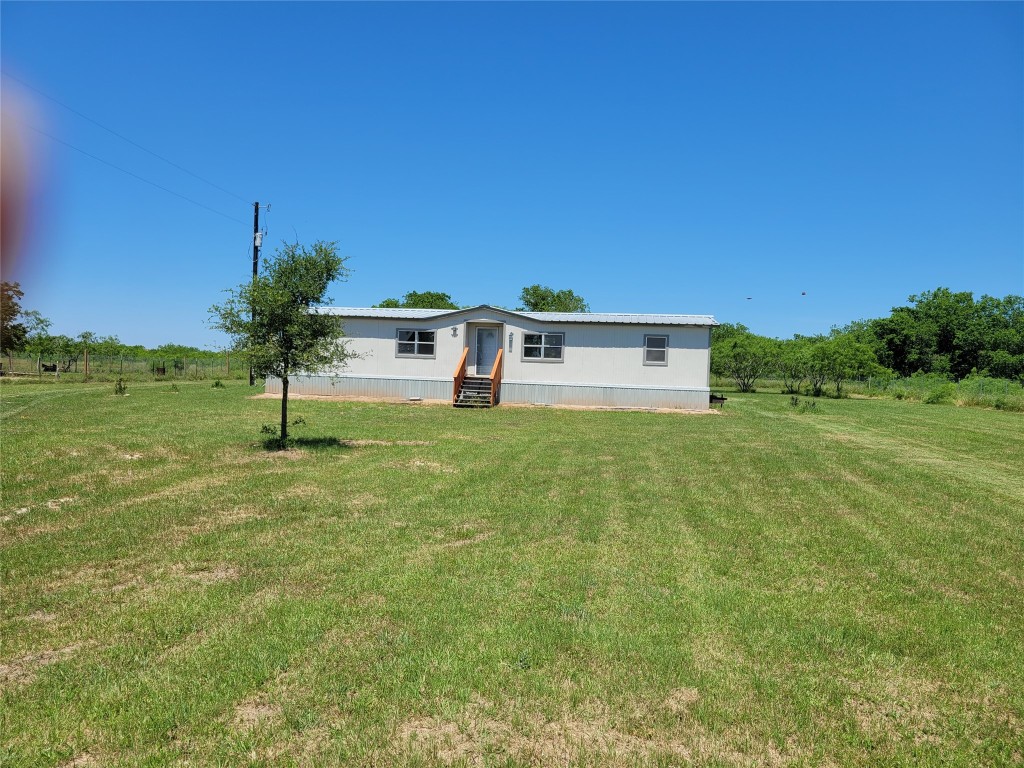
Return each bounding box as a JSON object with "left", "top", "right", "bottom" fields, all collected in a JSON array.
[{"left": 261, "top": 436, "right": 352, "bottom": 452}]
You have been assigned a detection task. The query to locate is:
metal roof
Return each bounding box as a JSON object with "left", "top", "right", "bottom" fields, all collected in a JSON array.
[{"left": 317, "top": 305, "right": 718, "bottom": 326}]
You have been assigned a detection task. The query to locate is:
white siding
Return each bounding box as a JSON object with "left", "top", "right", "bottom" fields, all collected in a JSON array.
[{"left": 293, "top": 307, "right": 713, "bottom": 408}]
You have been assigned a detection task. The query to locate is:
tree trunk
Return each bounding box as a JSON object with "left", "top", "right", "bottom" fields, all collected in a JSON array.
[{"left": 280, "top": 374, "right": 289, "bottom": 445}]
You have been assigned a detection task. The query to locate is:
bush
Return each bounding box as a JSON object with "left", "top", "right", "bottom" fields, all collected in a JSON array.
[
  {"left": 789, "top": 396, "right": 819, "bottom": 414},
  {"left": 923, "top": 384, "right": 954, "bottom": 404}
]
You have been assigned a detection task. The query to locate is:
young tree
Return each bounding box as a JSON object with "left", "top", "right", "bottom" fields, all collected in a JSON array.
[
  {"left": 778, "top": 338, "right": 811, "bottom": 394},
  {"left": 807, "top": 335, "right": 879, "bottom": 396},
  {"left": 517, "top": 284, "right": 590, "bottom": 313},
  {"left": 210, "top": 241, "right": 350, "bottom": 446},
  {"left": 712, "top": 334, "right": 778, "bottom": 392}
]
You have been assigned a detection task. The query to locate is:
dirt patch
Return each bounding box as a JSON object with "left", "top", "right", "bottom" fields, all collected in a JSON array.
[
  {"left": 252, "top": 392, "right": 447, "bottom": 406},
  {"left": 45, "top": 560, "right": 146, "bottom": 596},
  {"left": 251, "top": 392, "right": 720, "bottom": 414},
  {"left": 346, "top": 493, "right": 382, "bottom": 511},
  {"left": 665, "top": 688, "right": 701, "bottom": 713},
  {"left": 165, "top": 506, "right": 266, "bottom": 545},
  {"left": 501, "top": 402, "right": 721, "bottom": 414},
  {"left": 122, "top": 453, "right": 143, "bottom": 460},
  {"left": 23, "top": 610, "right": 57, "bottom": 623},
  {"left": 1, "top": 507, "right": 30, "bottom": 523},
  {"left": 439, "top": 531, "right": 494, "bottom": 550},
  {"left": 57, "top": 753, "right": 98, "bottom": 768},
  {"left": 0, "top": 641, "right": 91, "bottom": 688},
  {"left": 46, "top": 496, "right": 77, "bottom": 510},
  {"left": 281, "top": 483, "right": 326, "bottom": 502},
  {"left": 395, "top": 695, "right": 702, "bottom": 765},
  {"left": 386, "top": 459, "right": 457, "bottom": 474},
  {"left": 231, "top": 696, "right": 283, "bottom": 732},
  {"left": 846, "top": 669, "right": 945, "bottom": 746}
]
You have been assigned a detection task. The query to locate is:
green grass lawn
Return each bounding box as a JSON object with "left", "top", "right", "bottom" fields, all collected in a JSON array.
[{"left": 1, "top": 381, "right": 1022, "bottom": 767}]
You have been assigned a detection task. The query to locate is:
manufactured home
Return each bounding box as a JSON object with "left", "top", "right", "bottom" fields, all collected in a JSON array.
[{"left": 266, "top": 305, "right": 718, "bottom": 410}]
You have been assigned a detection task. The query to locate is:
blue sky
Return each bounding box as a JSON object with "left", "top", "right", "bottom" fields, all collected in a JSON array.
[{"left": 2, "top": 1, "right": 1021, "bottom": 349}]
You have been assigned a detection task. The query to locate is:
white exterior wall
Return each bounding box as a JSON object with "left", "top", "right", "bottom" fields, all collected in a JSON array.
[{"left": 269, "top": 307, "right": 713, "bottom": 409}]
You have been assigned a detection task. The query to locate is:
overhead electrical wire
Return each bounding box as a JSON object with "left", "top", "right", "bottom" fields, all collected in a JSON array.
[
  {"left": 24, "top": 122, "right": 248, "bottom": 226},
  {"left": 3, "top": 71, "right": 251, "bottom": 205}
]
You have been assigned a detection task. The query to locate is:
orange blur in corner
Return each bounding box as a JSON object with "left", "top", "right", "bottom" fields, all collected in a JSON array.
[{"left": 1, "top": 79, "right": 42, "bottom": 282}]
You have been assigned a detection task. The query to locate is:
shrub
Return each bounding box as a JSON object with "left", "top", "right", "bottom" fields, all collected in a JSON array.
[
  {"left": 789, "top": 396, "right": 819, "bottom": 414},
  {"left": 923, "top": 384, "right": 954, "bottom": 404}
]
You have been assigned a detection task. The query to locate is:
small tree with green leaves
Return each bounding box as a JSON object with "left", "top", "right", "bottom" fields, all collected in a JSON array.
[
  {"left": 807, "top": 335, "right": 879, "bottom": 397},
  {"left": 211, "top": 241, "right": 351, "bottom": 447},
  {"left": 712, "top": 334, "right": 778, "bottom": 392},
  {"left": 778, "top": 338, "right": 811, "bottom": 394}
]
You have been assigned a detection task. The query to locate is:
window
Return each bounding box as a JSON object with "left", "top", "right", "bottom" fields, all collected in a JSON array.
[
  {"left": 396, "top": 329, "right": 435, "bottom": 358},
  {"left": 644, "top": 334, "right": 668, "bottom": 365},
  {"left": 523, "top": 332, "right": 564, "bottom": 361}
]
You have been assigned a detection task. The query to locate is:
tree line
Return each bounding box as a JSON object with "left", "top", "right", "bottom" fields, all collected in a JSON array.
[
  {"left": 1, "top": 281, "right": 228, "bottom": 372},
  {"left": 713, "top": 288, "right": 1024, "bottom": 394},
  {"left": 374, "top": 284, "right": 590, "bottom": 313}
]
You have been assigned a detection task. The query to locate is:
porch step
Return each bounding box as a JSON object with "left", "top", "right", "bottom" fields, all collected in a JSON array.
[{"left": 454, "top": 376, "right": 493, "bottom": 408}]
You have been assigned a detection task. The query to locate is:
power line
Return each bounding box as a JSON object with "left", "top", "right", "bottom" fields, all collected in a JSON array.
[
  {"left": 24, "top": 122, "right": 248, "bottom": 226},
  {"left": 3, "top": 71, "right": 250, "bottom": 205}
]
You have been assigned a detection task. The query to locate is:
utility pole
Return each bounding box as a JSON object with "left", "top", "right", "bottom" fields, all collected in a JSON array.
[{"left": 250, "top": 201, "right": 263, "bottom": 386}]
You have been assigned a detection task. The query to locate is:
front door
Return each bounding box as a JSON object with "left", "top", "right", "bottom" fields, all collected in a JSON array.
[{"left": 476, "top": 328, "right": 498, "bottom": 375}]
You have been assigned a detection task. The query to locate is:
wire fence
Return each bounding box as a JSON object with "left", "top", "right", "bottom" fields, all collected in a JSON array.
[
  {"left": 0, "top": 354, "right": 247, "bottom": 381},
  {"left": 711, "top": 373, "right": 1024, "bottom": 411}
]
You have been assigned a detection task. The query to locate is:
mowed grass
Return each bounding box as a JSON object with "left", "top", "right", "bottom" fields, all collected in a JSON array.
[{"left": 1, "top": 382, "right": 1022, "bottom": 767}]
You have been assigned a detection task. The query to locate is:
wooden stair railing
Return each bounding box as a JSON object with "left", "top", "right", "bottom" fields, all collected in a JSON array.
[
  {"left": 488, "top": 347, "right": 504, "bottom": 406},
  {"left": 452, "top": 346, "right": 469, "bottom": 405}
]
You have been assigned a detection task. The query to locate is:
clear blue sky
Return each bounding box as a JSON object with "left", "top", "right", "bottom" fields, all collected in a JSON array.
[{"left": 2, "top": 1, "right": 1021, "bottom": 349}]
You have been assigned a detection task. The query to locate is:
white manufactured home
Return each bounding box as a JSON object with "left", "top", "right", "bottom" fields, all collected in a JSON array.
[{"left": 266, "top": 305, "right": 718, "bottom": 410}]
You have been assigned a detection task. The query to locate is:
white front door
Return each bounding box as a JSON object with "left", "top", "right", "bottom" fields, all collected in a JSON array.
[{"left": 476, "top": 328, "right": 498, "bottom": 375}]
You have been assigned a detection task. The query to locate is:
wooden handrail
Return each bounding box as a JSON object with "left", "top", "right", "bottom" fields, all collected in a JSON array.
[
  {"left": 488, "top": 347, "right": 504, "bottom": 406},
  {"left": 452, "top": 346, "right": 469, "bottom": 404}
]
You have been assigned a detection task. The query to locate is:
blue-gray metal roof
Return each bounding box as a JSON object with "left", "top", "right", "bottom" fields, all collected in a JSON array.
[{"left": 317, "top": 305, "right": 718, "bottom": 326}]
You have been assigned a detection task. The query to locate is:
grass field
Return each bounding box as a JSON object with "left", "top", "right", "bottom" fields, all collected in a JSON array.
[{"left": 1, "top": 381, "right": 1022, "bottom": 767}]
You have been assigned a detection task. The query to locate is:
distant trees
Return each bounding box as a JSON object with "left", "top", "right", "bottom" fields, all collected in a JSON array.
[
  {"left": 375, "top": 291, "right": 459, "bottom": 310},
  {"left": 710, "top": 287, "right": 1021, "bottom": 396},
  {"left": 712, "top": 332, "right": 879, "bottom": 396},
  {"left": 843, "top": 288, "right": 1024, "bottom": 381},
  {"left": 518, "top": 285, "right": 590, "bottom": 313}
]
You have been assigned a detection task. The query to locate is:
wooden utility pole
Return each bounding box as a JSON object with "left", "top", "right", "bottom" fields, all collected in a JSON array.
[{"left": 250, "top": 201, "right": 261, "bottom": 386}]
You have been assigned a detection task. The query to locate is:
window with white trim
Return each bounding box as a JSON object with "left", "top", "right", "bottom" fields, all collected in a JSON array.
[
  {"left": 396, "top": 329, "right": 436, "bottom": 358},
  {"left": 644, "top": 334, "right": 668, "bottom": 365},
  {"left": 523, "top": 332, "right": 564, "bottom": 361}
]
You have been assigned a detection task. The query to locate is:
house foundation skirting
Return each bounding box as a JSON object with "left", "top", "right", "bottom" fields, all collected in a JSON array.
[
  {"left": 501, "top": 381, "right": 709, "bottom": 409},
  {"left": 265, "top": 374, "right": 451, "bottom": 401},
  {"left": 267, "top": 375, "right": 710, "bottom": 410}
]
